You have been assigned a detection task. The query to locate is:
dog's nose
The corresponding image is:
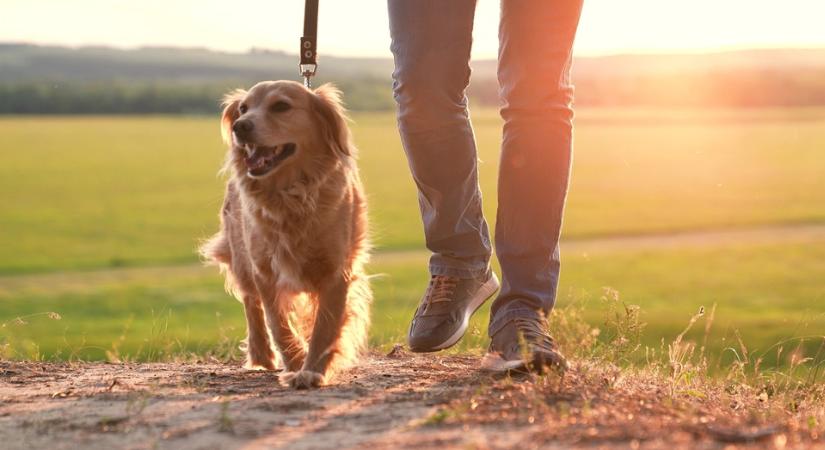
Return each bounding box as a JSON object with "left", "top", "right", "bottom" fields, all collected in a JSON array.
[{"left": 232, "top": 119, "right": 254, "bottom": 138}]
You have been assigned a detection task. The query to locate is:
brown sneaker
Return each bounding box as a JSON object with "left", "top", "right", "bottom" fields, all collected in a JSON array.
[
  {"left": 407, "top": 270, "right": 500, "bottom": 353},
  {"left": 482, "top": 316, "right": 568, "bottom": 373}
]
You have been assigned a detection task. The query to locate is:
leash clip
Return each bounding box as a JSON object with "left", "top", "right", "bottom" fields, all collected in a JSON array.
[
  {"left": 300, "top": 33, "right": 318, "bottom": 89},
  {"left": 300, "top": 63, "right": 316, "bottom": 88}
]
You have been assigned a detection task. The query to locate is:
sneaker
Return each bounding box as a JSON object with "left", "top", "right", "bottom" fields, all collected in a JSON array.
[
  {"left": 482, "top": 315, "right": 568, "bottom": 373},
  {"left": 407, "top": 270, "right": 500, "bottom": 352}
]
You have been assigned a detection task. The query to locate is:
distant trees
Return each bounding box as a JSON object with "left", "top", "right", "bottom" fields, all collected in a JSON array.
[
  {"left": 4, "top": 68, "right": 825, "bottom": 115},
  {"left": 0, "top": 82, "right": 224, "bottom": 114},
  {"left": 2, "top": 44, "right": 825, "bottom": 114},
  {"left": 0, "top": 79, "right": 397, "bottom": 114}
]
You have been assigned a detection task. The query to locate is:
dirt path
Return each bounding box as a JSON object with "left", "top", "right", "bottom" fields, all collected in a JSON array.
[
  {"left": 2, "top": 352, "right": 819, "bottom": 450},
  {"left": 562, "top": 222, "right": 825, "bottom": 253},
  {"left": 0, "top": 353, "right": 498, "bottom": 450}
]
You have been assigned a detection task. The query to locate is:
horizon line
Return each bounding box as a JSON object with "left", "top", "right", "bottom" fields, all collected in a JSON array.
[{"left": 4, "top": 40, "right": 825, "bottom": 60}]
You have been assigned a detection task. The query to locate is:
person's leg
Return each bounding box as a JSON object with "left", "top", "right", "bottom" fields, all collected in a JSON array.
[
  {"left": 388, "top": 0, "right": 491, "bottom": 279},
  {"left": 489, "top": 0, "right": 584, "bottom": 339},
  {"left": 389, "top": 0, "right": 500, "bottom": 353}
]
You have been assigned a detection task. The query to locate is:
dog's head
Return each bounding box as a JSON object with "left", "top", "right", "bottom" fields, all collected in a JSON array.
[{"left": 221, "top": 81, "right": 351, "bottom": 182}]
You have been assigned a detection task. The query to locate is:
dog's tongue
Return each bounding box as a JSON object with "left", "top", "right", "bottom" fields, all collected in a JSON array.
[{"left": 245, "top": 147, "right": 273, "bottom": 171}]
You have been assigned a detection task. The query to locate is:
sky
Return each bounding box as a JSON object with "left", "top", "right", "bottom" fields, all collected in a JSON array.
[{"left": 2, "top": 0, "right": 825, "bottom": 58}]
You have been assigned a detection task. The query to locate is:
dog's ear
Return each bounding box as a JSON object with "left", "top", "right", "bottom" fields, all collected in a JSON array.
[
  {"left": 311, "top": 83, "right": 352, "bottom": 157},
  {"left": 220, "top": 89, "right": 246, "bottom": 145}
]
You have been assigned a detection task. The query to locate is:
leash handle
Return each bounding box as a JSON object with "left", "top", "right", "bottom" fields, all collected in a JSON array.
[{"left": 300, "top": 0, "right": 319, "bottom": 88}]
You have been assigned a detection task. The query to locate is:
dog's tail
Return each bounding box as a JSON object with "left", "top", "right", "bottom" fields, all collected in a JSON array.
[
  {"left": 198, "top": 183, "right": 240, "bottom": 298},
  {"left": 198, "top": 232, "right": 231, "bottom": 266},
  {"left": 199, "top": 179, "right": 233, "bottom": 267},
  {"left": 198, "top": 231, "right": 244, "bottom": 301}
]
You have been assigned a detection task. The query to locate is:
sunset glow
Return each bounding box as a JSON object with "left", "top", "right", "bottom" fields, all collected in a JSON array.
[{"left": 2, "top": 0, "right": 824, "bottom": 57}]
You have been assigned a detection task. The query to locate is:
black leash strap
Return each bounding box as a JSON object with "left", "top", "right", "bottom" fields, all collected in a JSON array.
[{"left": 300, "top": 0, "right": 319, "bottom": 88}]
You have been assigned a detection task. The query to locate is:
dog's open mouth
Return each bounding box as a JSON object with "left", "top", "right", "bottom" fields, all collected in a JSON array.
[{"left": 244, "top": 143, "right": 297, "bottom": 178}]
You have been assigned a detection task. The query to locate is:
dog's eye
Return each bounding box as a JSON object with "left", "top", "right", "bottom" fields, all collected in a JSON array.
[
  {"left": 239, "top": 104, "right": 248, "bottom": 114},
  {"left": 270, "top": 101, "right": 291, "bottom": 113}
]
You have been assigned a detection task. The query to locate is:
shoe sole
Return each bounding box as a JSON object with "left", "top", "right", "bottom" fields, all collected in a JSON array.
[
  {"left": 480, "top": 349, "right": 568, "bottom": 374},
  {"left": 410, "top": 273, "right": 500, "bottom": 353}
]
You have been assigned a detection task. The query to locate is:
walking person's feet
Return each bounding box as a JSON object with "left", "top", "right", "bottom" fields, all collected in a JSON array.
[
  {"left": 407, "top": 270, "right": 500, "bottom": 352},
  {"left": 482, "top": 315, "right": 568, "bottom": 374}
]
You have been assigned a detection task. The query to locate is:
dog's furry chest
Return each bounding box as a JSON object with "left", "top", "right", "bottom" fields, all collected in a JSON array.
[
  {"left": 267, "top": 238, "right": 307, "bottom": 292},
  {"left": 245, "top": 204, "right": 317, "bottom": 291}
]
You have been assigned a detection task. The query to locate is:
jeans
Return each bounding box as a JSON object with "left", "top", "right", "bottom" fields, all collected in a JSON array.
[{"left": 388, "top": 0, "right": 583, "bottom": 337}]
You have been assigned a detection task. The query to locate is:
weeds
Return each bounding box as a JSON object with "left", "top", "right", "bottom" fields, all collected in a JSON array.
[
  {"left": 600, "top": 287, "right": 645, "bottom": 364},
  {"left": 207, "top": 311, "right": 243, "bottom": 363},
  {"left": 666, "top": 306, "right": 707, "bottom": 397},
  {"left": 105, "top": 315, "right": 134, "bottom": 363},
  {"left": 0, "top": 311, "right": 62, "bottom": 360},
  {"left": 427, "top": 288, "right": 825, "bottom": 446}
]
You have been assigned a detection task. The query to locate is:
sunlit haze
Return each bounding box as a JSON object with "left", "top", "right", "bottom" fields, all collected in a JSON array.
[{"left": 3, "top": 0, "right": 825, "bottom": 57}]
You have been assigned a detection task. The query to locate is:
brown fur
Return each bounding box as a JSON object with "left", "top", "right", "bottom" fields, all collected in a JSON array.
[{"left": 200, "top": 81, "right": 371, "bottom": 389}]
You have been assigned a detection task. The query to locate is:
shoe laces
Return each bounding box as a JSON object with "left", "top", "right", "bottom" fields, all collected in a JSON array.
[
  {"left": 514, "top": 317, "right": 557, "bottom": 351},
  {"left": 422, "top": 275, "right": 458, "bottom": 310}
]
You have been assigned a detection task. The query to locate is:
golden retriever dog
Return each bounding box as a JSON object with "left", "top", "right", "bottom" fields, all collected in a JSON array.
[{"left": 200, "top": 81, "right": 371, "bottom": 389}]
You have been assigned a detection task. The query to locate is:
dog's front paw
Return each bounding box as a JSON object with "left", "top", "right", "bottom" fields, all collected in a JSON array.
[
  {"left": 242, "top": 337, "right": 278, "bottom": 370},
  {"left": 244, "top": 358, "right": 277, "bottom": 371},
  {"left": 244, "top": 350, "right": 278, "bottom": 371},
  {"left": 282, "top": 370, "right": 325, "bottom": 389}
]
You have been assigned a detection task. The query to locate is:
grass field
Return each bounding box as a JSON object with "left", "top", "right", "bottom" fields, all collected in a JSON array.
[{"left": 1, "top": 109, "right": 824, "bottom": 369}]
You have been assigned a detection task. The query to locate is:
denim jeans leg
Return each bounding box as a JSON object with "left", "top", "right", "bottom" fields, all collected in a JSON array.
[
  {"left": 388, "top": 0, "right": 492, "bottom": 279},
  {"left": 489, "top": 0, "right": 584, "bottom": 337}
]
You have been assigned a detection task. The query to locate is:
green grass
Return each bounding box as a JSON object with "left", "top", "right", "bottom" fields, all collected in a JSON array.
[
  {"left": 1, "top": 109, "right": 824, "bottom": 367},
  {"left": 2, "top": 240, "right": 823, "bottom": 368},
  {"left": 2, "top": 109, "right": 825, "bottom": 273}
]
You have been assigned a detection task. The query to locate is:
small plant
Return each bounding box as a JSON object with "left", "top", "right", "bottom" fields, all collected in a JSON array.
[
  {"left": 667, "top": 306, "right": 707, "bottom": 397},
  {"left": 205, "top": 311, "right": 243, "bottom": 363},
  {"left": 548, "top": 290, "right": 600, "bottom": 360},
  {"left": 139, "top": 308, "right": 174, "bottom": 361},
  {"left": 0, "top": 311, "right": 62, "bottom": 360},
  {"left": 106, "top": 315, "right": 134, "bottom": 363},
  {"left": 600, "top": 287, "right": 645, "bottom": 364},
  {"left": 1, "top": 312, "right": 62, "bottom": 329}
]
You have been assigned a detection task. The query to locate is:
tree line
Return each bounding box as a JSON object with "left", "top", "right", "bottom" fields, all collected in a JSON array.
[{"left": 3, "top": 69, "right": 825, "bottom": 114}]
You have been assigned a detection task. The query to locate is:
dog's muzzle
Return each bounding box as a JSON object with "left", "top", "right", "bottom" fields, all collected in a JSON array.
[{"left": 244, "top": 143, "right": 297, "bottom": 178}]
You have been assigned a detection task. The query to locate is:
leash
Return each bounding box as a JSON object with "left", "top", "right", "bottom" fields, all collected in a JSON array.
[{"left": 300, "top": 0, "right": 319, "bottom": 88}]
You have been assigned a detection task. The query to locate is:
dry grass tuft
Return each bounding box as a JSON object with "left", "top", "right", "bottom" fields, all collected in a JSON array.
[{"left": 428, "top": 291, "right": 825, "bottom": 447}]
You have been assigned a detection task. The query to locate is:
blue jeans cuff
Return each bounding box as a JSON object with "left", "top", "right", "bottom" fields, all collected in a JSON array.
[
  {"left": 488, "top": 306, "right": 544, "bottom": 338},
  {"left": 429, "top": 263, "right": 489, "bottom": 279}
]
